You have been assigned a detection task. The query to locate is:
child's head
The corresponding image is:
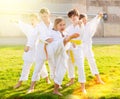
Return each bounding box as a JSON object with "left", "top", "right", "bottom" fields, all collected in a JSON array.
[
  {"left": 29, "top": 14, "right": 39, "bottom": 25},
  {"left": 53, "top": 17, "right": 66, "bottom": 32},
  {"left": 67, "top": 9, "right": 80, "bottom": 24},
  {"left": 39, "top": 8, "right": 50, "bottom": 21},
  {"left": 79, "top": 13, "right": 88, "bottom": 25}
]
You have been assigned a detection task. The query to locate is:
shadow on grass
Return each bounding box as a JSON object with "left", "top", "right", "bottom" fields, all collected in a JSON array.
[
  {"left": 0, "top": 86, "right": 30, "bottom": 98},
  {"left": 6, "top": 88, "right": 65, "bottom": 99},
  {"left": 0, "top": 82, "right": 76, "bottom": 99},
  {"left": 1, "top": 80, "right": 120, "bottom": 99}
]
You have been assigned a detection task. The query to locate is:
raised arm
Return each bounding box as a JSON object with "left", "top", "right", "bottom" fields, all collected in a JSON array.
[
  {"left": 86, "top": 13, "right": 103, "bottom": 37},
  {"left": 18, "top": 20, "right": 33, "bottom": 38}
]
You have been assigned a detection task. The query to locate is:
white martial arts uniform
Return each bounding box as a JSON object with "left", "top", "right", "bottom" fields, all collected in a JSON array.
[
  {"left": 31, "top": 21, "right": 53, "bottom": 81},
  {"left": 47, "top": 30, "right": 69, "bottom": 85},
  {"left": 30, "top": 20, "right": 69, "bottom": 85},
  {"left": 82, "top": 15, "right": 101, "bottom": 75},
  {"left": 66, "top": 24, "right": 86, "bottom": 83},
  {"left": 18, "top": 21, "right": 48, "bottom": 81}
]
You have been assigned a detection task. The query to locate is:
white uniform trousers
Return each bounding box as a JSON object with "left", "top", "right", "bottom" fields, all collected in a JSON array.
[
  {"left": 82, "top": 43, "right": 99, "bottom": 75},
  {"left": 19, "top": 61, "right": 48, "bottom": 81},
  {"left": 67, "top": 46, "right": 86, "bottom": 83},
  {"left": 19, "top": 61, "right": 33, "bottom": 81},
  {"left": 32, "top": 40, "right": 67, "bottom": 85},
  {"left": 31, "top": 43, "right": 47, "bottom": 81},
  {"left": 45, "top": 39, "right": 67, "bottom": 85},
  {"left": 20, "top": 47, "right": 48, "bottom": 81}
]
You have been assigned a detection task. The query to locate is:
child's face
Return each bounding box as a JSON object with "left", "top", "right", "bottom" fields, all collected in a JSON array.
[
  {"left": 69, "top": 15, "right": 79, "bottom": 24},
  {"left": 40, "top": 13, "right": 50, "bottom": 21},
  {"left": 56, "top": 21, "right": 66, "bottom": 32},
  {"left": 30, "top": 17, "right": 37, "bottom": 25},
  {"left": 81, "top": 17, "right": 87, "bottom": 25}
]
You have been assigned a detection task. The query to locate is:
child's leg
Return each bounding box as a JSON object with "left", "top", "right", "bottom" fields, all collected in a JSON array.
[
  {"left": 40, "top": 64, "right": 51, "bottom": 84},
  {"left": 27, "top": 60, "right": 44, "bottom": 93},
  {"left": 48, "top": 58, "right": 55, "bottom": 80},
  {"left": 76, "top": 49, "right": 86, "bottom": 93},
  {"left": 66, "top": 78, "right": 75, "bottom": 87},
  {"left": 59, "top": 85, "right": 63, "bottom": 89},
  {"left": 44, "top": 44, "right": 48, "bottom": 60},
  {"left": 27, "top": 81, "right": 36, "bottom": 93},
  {"left": 13, "top": 81, "right": 22, "bottom": 89},
  {"left": 53, "top": 49, "right": 67, "bottom": 95},
  {"left": 85, "top": 46, "right": 104, "bottom": 84},
  {"left": 45, "top": 76, "right": 51, "bottom": 84},
  {"left": 53, "top": 83, "right": 62, "bottom": 96},
  {"left": 85, "top": 46, "right": 99, "bottom": 74},
  {"left": 66, "top": 57, "right": 75, "bottom": 86},
  {"left": 20, "top": 61, "right": 33, "bottom": 81},
  {"left": 14, "top": 61, "right": 32, "bottom": 89},
  {"left": 80, "top": 83, "right": 87, "bottom": 94}
]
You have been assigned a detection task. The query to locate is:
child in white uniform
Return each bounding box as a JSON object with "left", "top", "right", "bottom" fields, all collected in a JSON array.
[
  {"left": 80, "top": 13, "right": 104, "bottom": 84},
  {"left": 47, "top": 17, "right": 80, "bottom": 96},
  {"left": 66, "top": 9, "right": 86, "bottom": 93},
  {"left": 28, "top": 8, "right": 54, "bottom": 93},
  {"left": 13, "top": 14, "right": 50, "bottom": 89}
]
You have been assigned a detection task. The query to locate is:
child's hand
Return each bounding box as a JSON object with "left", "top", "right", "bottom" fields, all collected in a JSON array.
[
  {"left": 24, "top": 46, "right": 30, "bottom": 52},
  {"left": 98, "top": 12, "right": 103, "bottom": 19},
  {"left": 46, "top": 38, "right": 53, "bottom": 43},
  {"left": 73, "top": 33, "right": 80, "bottom": 38},
  {"left": 72, "top": 43, "right": 76, "bottom": 48}
]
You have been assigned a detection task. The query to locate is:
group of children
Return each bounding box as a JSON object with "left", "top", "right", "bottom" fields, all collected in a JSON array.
[{"left": 13, "top": 8, "right": 104, "bottom": 96}]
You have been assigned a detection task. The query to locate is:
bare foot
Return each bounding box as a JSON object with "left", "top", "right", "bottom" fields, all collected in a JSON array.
[
  {"left": 53, "top": 91, "right": 63, "bottom": 96},
  {"left": 73, "top": 88, "right": 87, "bottom": 95},
  {"left": 96, "top": 80, "right": 105, "bottom": 85},
  {"left": 59, "top": 85, "right": 63, "bottom": 89},
  {"left": 80, "top": 83, "right": 87, "bottom": 94},
  {"left": 26, "top": 88, "right": 34, "bottom": 94},
  {"left": 13, "top": 82, "right": 22, "bottom": 89},
  {"left": 46, "top": 79, "right": 51, "bottom": 84},
  {"left": 81, "top": 89, "right": 87, "bottom": 94},
  {"left": 95, "top": 74, "right": 105, "bottom": 85},
  {"left": 66, "top": 81, "right": 74, "bottom": 87},
  {"left": 66, "top": 79, "right": 74, "bottom": 87}
]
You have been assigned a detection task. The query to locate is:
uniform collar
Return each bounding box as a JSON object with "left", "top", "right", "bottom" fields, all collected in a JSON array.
[{"left": 41, "top": 21, "right": 53, "bottom": 29}]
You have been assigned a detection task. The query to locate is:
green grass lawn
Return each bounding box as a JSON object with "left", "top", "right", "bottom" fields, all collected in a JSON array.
[{"left": 0, "top": 45, "right": 120, "bottom": 99}]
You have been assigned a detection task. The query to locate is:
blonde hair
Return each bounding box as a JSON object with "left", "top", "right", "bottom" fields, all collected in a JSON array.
[
  {"left": 53, "top": 17, "right": 65, "bottom": 31},
  {"left": 39, "top": 8, "right": 50, "bottom": 15},
  {"left": 29, "top": 13, "right": 39, "bottom": 20}
]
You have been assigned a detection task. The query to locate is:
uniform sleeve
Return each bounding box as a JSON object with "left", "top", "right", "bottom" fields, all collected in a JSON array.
[
  {"left": 26, "top": 27, "right": 38, "bottom": 48},
  {"left": 18, "top": 20, "right": 33, "bottom": 38},
  {"left": 26, "top": 36, "right": 33, "bottom": 47},
  {"left": 26, "top": 35, "right": 37, "bottom": 48},
  {"left": 86, "top": 15, "right": 101, "bottom": 37}
]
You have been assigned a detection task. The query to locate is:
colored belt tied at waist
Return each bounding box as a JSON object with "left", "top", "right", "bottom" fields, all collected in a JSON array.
[
  {"left": 70, "top": 39, "right": 82, "bottom": 45},
  {"left": 69, "top": 40, "right": 82, "bottom": 63}
]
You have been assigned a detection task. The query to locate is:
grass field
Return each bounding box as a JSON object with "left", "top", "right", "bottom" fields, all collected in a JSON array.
[{"left": 0, "top": 45, "right": 120, "bottom": 99}]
